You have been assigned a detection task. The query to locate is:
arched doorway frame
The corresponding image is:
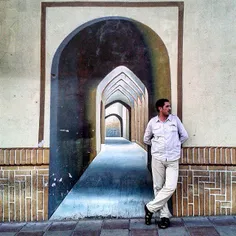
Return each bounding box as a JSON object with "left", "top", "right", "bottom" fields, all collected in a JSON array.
[
  {"left": 49, "top": 15, "right": 171, "bottom": 217},
  {"left": 105, "top": 113, "right": 123, "bottom": 137},
  {"left": 106, "top": 100, "right": 131, "bottom": 141},
  {"left": 39, "top": 1, "right": 184, "bottom": 145}
]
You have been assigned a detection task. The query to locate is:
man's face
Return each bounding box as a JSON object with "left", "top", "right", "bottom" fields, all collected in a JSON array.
[{"left": 159, "top": 102, "right": 171, "bottom": 116}]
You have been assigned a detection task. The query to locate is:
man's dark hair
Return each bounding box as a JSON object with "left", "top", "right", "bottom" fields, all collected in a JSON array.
[{"left": 155, "top": 98, "right": 170, "bottom": 112}]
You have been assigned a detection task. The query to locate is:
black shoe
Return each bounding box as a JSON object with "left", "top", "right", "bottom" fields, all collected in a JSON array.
[
  {"left": 144, "top": 205, "right": 153, "bottom": 225},
  {"left": 158, "top": 217, "right": 170, "bottom": 229}
]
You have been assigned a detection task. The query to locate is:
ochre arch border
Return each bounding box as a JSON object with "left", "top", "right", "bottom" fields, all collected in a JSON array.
[{"left": 39, "top": 1, "right": 184, "bottom": 142}]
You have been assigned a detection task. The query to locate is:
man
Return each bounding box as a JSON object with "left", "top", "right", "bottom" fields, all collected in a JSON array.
[{"left": 143, "top": 98, "right": 188, "bottom": 228}]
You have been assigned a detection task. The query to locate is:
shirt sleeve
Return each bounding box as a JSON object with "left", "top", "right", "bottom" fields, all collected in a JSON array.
[
  {"left": 176, "top": 116, "right": 188, "bottom": 144},
  {"left": 143, "top": 120, "right": 153, "bottom": 146}
]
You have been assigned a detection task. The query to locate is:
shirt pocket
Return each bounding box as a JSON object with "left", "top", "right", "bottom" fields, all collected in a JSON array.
[{"left": 169, "top": 124, "right": 178, "bottom": 132}]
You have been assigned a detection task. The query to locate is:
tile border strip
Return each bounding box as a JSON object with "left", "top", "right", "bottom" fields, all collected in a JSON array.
[{"left": 0, "top": 147, "right": 235, "bottom": 165}]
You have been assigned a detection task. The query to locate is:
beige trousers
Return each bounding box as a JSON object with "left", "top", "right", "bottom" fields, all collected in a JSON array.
[{"left": 147, "top": 158, "right": 179, "bottom": 218}]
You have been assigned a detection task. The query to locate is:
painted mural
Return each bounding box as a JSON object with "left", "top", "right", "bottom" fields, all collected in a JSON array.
[
  {"left": 0, "top": 1, "right": 236, "bottom": 222},
  {"left": 49, "top": 16, "right": 171, "bottom": 218}
]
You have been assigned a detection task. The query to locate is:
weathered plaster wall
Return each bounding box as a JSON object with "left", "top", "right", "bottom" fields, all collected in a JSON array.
[
  {"left": 0, "top": 0, "right": 178, "bottom": 147},
  {"left": 0, "top": 0, "right": 235, "bottom": 148},
  {"left": 183, "top": 0, "right": 236, "bottom": 146},
  {"left": 45, "top": 3, "right": 177, "bottom": 148},
  {"left": 0, "top": 0, "right": 41, "bottom": 147}
]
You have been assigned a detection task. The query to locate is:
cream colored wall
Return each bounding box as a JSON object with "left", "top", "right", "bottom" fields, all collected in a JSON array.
[
  {"left": 0, "top": 0, "right": 235, "bottom": 147},
  {"left": 182, "top": 0, "right": 236, "bottom": 146},
  {"left": 0, "top": 0, "right": 41, "bottom": 147}
]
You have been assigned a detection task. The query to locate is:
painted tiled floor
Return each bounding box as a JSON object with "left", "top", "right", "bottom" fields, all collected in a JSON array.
[{"left": 0, "top": 216, "right": 236, "bottom": 236}]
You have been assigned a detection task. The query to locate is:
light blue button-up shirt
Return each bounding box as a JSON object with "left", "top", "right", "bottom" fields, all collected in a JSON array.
[{"left": 143, "top": 114, "right": 188, "bottom": 161}]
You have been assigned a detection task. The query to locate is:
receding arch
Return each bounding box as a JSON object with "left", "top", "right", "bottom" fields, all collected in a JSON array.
[
  {"left": 96, "top": 66, "right": 149, "bottom": 152},
  {"left": 105, "top": 113, "right": 123, "bottom": 137},
  {"left": 102, "top": 72, "right": 145, "bottom": 98},
  {"left": 106, "top": 87, "right": 136, "bottom": 105},
  {"left": 105, "top": 101, "right": 131, "bottom": 140},
  {"left": 106, "top": 90, "right": 133, "bottom": 107},
  {"left": 105, "top": 100, "right": 132, "bottom": 110},
  {"left": 103, "top": 78, "right": 144, "bottom": 100}
]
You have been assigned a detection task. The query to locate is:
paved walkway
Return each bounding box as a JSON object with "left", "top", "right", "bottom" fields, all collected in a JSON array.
[{"left": 0, "top": 215, "right": 236, "bottom": 236}]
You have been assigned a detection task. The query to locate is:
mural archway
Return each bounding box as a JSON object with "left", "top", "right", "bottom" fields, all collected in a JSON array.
[{"left": 49, "top": 16, "right": 171, "bottom": 216}]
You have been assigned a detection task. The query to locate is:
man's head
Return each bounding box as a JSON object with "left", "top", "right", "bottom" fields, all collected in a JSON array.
[{"left": 155, "top": 98, "right": 171, "bottom": 117}]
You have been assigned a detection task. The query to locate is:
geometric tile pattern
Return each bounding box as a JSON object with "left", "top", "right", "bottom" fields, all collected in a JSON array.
[
  {"left": 0, "top": 147, "right": 49, "bottom": 222},
  {"left": 172, "top": 165, "right": 236, "bottom": 217},
  {"left": 0, "top": 147, "right": 236, "bottom": 221},
  {"left": 0, "top": 165, "right": 49, "bottom": 222}
]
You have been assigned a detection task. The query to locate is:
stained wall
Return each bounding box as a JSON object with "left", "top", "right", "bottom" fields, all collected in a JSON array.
[{"left": 0, "top": 0, "right": 236, "bottom": 221}]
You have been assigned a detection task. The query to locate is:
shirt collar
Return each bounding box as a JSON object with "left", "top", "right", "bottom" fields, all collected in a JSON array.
[{"left": 155, "top": 114, "right": 172, "bottom": 122}]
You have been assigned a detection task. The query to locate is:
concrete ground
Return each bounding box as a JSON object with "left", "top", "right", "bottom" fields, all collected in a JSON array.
[{"left": 0, "top": 215, "right": 236, "bottom": 236}]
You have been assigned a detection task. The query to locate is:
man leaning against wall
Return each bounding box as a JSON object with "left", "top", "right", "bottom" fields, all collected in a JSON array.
[{"left": 143, "top": 98, "right": 188, "bottom": 229}]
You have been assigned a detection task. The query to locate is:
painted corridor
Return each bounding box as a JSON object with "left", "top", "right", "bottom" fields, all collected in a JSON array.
[{"left": 50, "top": 138, "right": 153, "bottom": 220}]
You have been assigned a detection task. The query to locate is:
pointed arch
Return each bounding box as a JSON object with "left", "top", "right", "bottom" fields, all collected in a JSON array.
[{"left": 96, "top": 66, "right": 148, "bottom": 152}]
